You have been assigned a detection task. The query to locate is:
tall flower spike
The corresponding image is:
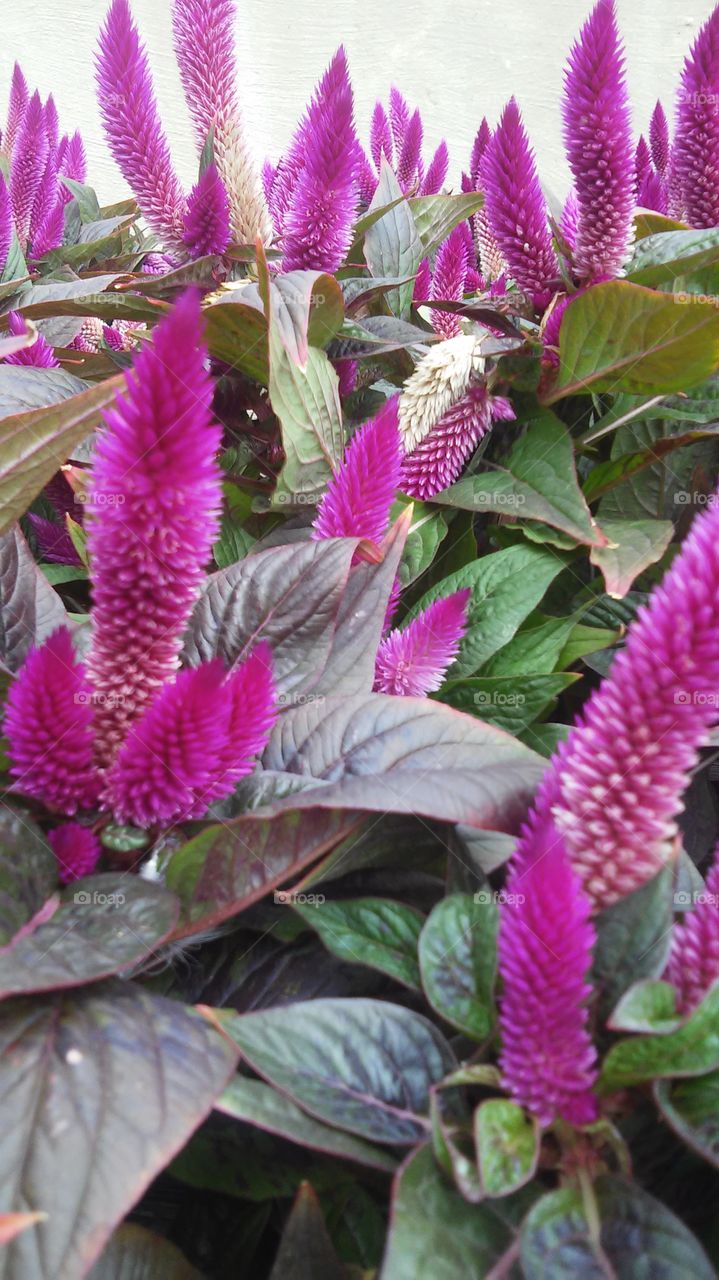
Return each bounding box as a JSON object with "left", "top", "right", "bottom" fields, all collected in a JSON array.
[
  {"left": 3, "top": 627, "right": 101, "bottom": 815},
  {"left": 545, "top": 487, "right": 719, "bottom": 909},
  {"left": 634, "top": 135, "right": 652, "bottom": 186},
  {"left": 389, "top": 88, "right": 411, "bottom": 154},
  {"left": 57, "top": 131, "right": 87, "bottom": 201},
  {"left": 674, "top": 6, "right": 719, "bottom": 229},
  {"left": 312, "top": 397, "right": 402, "bottom": 551},
  {"left": 562, "top": 0, "right": 634, "bottom": 279},
  {"left": 4, "top": 64, "right": 28, "bottom": 160},
  {"left": 86, "top": 292, "right": 222, "bottom": 766},
  {"left": 96, "top": 0, "right": 187, "bottom": 249},
  {"left": 396, "top": 109, "right": 423, "bottom": 191},
  {"left": 281, "top": 47, "right": 361, "bottom": 272},
  {"left": 422, "top": 141, "right": 449, "bottom": 195},
  {"left": 401, "top": 382, "right": 515, "bottom": 501},
  {"left": 374, "top": 590, "right": 470, "bottom": 697},
  {"left": 182, "top": 163, "right": 231, "bottom": 257},
  {"left": 480, "top": 98, "right": 558, "bottom": 308},
  {"left": 637, "top": 169, "right": 668, "bottom": 215},
  {"left": 469, "top": 119, "right": 491, "bottom": 186},
  {"left": 398, "top": 334, "right": 487, "bottom": 455},
  {"left": 0, "top": 175, "right": 13, "bottom": 277},
  {"left": 650, "top": 100, "right": 670, "bottom": 174},
  {"left": 560, "top": 190, "right": 579, "bottom": 251},
  {"left": 370, "top": 101, "right": 393, "bottom": 170},
  {"left": 5, "top": 312, "right": 59, "bottom": 368},
  {"left": 430, "top": 224, "right": 470, "bottom": 340},
  {"left": 172, "top": 0, "right": 270, "bottom": 244},
  {"left": 48, "top": 824, "right": 101, "bottom": 885},
  {"left": 667, "top": 845, "right": 719, "bottom": 1014},
  {"left": 105, "top": 648, "right": 276, "bottom": 827},
  {"left": 498, "top": 795, "right": 598, "bottom": 1127},
  {"left": 27, "top": 515, "right": 81, "bottom": 566},
  {"left": 10, "top": 91, "right": 49, "bottom": 248}
]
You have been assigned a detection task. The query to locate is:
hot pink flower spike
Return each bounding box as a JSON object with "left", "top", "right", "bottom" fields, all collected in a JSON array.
[
  {"left": 396, "top": 109, "right": 423, "bottom": 192},
  {"left": 105, "top": 648, "right": 276, "bottom": 827},
  {"left": 96, "top": 0, "right": 187, "bottom": 248},
  {"left": 5, "top": 311, "right": 59, "bottom": 368},
  {"left": 401, "top": 385, "right": 515, "bottom": 501},
  {"left": 674, "top": 5, "right": 719, "bottom": 228},
  {"left": 4, "top": 63, "right": 29, "bottom": 160},
  {"left": 182, "top": 163, "right": 230, "bottom": 257},
  {"left": 86, "top": 292, "right": 222, "bottom": 766},
  {"left": 498, "top": 797, "right": 598, "bottom": 1128},
  {"left": 0, "top": 176, "right": 11, "bottom": 277},
  {"left": 421, "top": 141, "right": 449, "bottom": 195},
  {"left": 312, "top": 397, "right": 402, "bottom": 551},
  {"left": 667, "top": 848, "right": 719, "bottom": 1014},
  {"left": 370, "top": 101, "right": 393, "bottom": 170},
  {"left": 373, "top": 589, "right": 470, "bottom": 697},
  {"left": 650, "top": 100, "right": 671, "bottom": 175},
  {"left": 430, "top": 225, "right": 470, "bottom": 340},
  {"left": 10, "top": 90, "right": 50, "bottom": 248},
  {"left": 48, "top": 824, "right": 101, "bottom": 885},
  {"left": 57, "top": 131, "right": 87, "bottom": 204},
  {"left": 3, "top": 627, "right": 101, "bottom": 815}
]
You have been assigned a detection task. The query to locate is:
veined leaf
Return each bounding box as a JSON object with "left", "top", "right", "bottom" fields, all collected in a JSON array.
[
  {"left": 364, "top": 163, "right": 422, "bottom": 318},
  {"left": 590, "top": 518, "right": 673, "bottom": 598}
]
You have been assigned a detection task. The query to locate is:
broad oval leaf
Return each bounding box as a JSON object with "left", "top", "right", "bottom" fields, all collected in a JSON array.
[
  {"left": 0, "top": 981, "right": 238, "bottom": 1279},
  {"left": 294, "top": 896, "right": 424, "bottom": 989},
  {"left": 590, "top": 518, "right": 673, "bottom": 598},
  {"left": 475, "top": 1099, "right": 540, "bottom": 1198},
  {"left": 655, "top": 1071, "right": 719, "bottom": 1168},
  {"left": 409, "top": 192, "right": 485, "bottom": 257},
  {"left": 439, "top": 673, "right": 576, "bottom": 735},
  {"left": 0, "top": 367, "right": 87, "bottom": 419},
  {"left": 600, "top": 984, "right": 719, "bottom": 1090},
  {"left": 213, "top": 998, "right": 456, "bottom": 1144},
  {"left": 419, "top": 893, "right": 498, "bottom": 1039},
  {"left": 626, "top": 227, "right": 719, "bottom": 287}
]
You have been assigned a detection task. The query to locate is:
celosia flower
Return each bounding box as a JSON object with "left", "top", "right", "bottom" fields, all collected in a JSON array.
[
  {"left": 361, "top": 88, "right": 448, "bottom": 199},
  {"left": 105, "top": 648, "right": 276, "bottom": 827},
  {"left": 182, "top": 163, "right": 230, "bottom": 257},
  {"left": 48, "top": 823, "right": 101, "bottom": 884},
  {"left": 5, "top": 311, "right": 59, "bottom": 368},
  {"left": 0, "top": 175, "right": 11, "bottom": 276},
  {"left": 398, "top": 334, "right": 487, "bottom": 454},
  {"left": 562, "top": 0, "right": 634, "bottom": 279},
  {"left": 312, "top": 397, "right": 402, "bottom": 550},
  {"left": 422, "top": 141, "right": 449, "bottom": 195},
  {"left": 280, "top": 47, "right": 361, "bottom": 272},
  {"left": 171, "top": 0, "right": 270, "bottom": 244},
  {"left": 650, "top": 100, "right": 670, "bottom": 174},
  {"left": 667, "top": 846, "right": 719, "bottom": 1013},
  {"left": 373, "top": 589, "right": 470, "bottom": 696},
  {"left": 673, "top": 6, "right": 719, "bottom": 228},
  {"left": 96, "top": 0, "right": 187, "bottom": 249},
  {"left": 401, "top": 382, "right": 515, "bottom": 500},
  {"left": 430, "top": 225, "right": 471, "bottom": 340},
  {"left": 10, "top": 90, "right": 49, "bottom": 248},
  {"left": 413, "top": 257, "right": 432, "bottom": 304},
  {"left": 85, "top": 291, "right": 222, "bottom": 766},
  {"left": 634, "top": 135, "right": 652, "bottom": 186},
  {"left": 389, "top": 87, "right": 410, "bottom": 154},
  {"left": 559, "top": 190, "right": 579, "bottom": 252},
  {"left": 57, "top": 131, "right": 87, "bottom": 200},
  {"left": 637, "top": 169, "right": 668, "bottom": 215},
  {"left": 4, "top": 63, "right": 28, "bottom": 159},
  {"left": 545, "top": 488, "right": 719, "bottom": 909},
  {"left": 370, "top": 101, "right": 393, "bottom": 170},
  {"left": 396, "top": 109, "right": 423, "bottom": 191},
  {"left": 481, "top": 98, "right": 558, "bottom": 308},
  {"left": 3, "top": 627, "right": 101, "bottom": 815},
  {"left": 469, "top": 119, "right": 491, "bottom": 186},
  {"left": 27, "top": 514, "right": 81, "bottom": 566},
  {"left": 498, "top": 796, "right": 598, "bottom": 1127}
]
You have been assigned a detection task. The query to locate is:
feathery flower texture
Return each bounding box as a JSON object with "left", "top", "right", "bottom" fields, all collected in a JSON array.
[
  {"left": 374, "top": 590, "right": 470, "bottom": 697},
  {"left": 667, "top": 846, "right": 719, "bottom": 1014},
  {"left": 312, "top": 398, "right": 402, "bottom": 549},
  {"left": 48, "top": 824, "right": 101, "bottom": 885},
  {"left": 674, "top": 5, "right": 719, "bottom": 229}
]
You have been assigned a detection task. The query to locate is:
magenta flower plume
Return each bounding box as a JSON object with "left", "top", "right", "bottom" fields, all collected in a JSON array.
[
  {"left": 10, "top": 90, "right": 49, "bottom": 248},
  {"left": 32, "top": 197, "right": 66, "bottom": 257},
  {"left": 373, "top": 589, "right": 470, "bottom": 697},
  {"left": 96, "top": 0, "right": 187, "bottom": 248},
  {"left": 667, "top": 846, "right": 719, "bottom": 1014},
  {"left": 389, "top": 88, "right": 410, "bottom": 153},
  {"left": 57, "top": 131, "right": 88, "bottom": 204},
  {"left": 469, "top": 119, "right": 491, "bottom": 186},
  {"left": 281, "top": 47, "right": 361, "bottom": 272},
  {"left": 498, "top": 800, "right": 598, "bottom": 1127},
  {"left": 480, "top": 98, "right": 558, "bottom": 308},
  {"left": 3, "top": 628, "right": 101, "bottom": 815},
  {"left": 430, "top": 224, "right": 471, "bottom": 339},
  {"left": 396, "top": 108, "right": 423, "bottom": 191},
  {"left": 650, "top": 100, "right": 670, "bottom": 174},
  {"left": 27, "top": 515, "right": 81, "bottom": 566},
  {"left": 5, "top": 311, "right": 59, "bottom": 367},
  {"left": 638, "top": 169, "right": 668, "bottom": 215},
  {"left": 86, "top": 292, "right": 222, "bottom": 766},
  {"left": 401, "top": 384, "right": 515, "bottom": 501},
  {"left": 171, "top": 0, "right": 270, "bottom": 243},
  {"left": 312, "top": 397, "right": 402, "bottom": 551},
  {"left": 634, "top": 135, "right": 652, "bottom": 186},
  {"left": 560, "top": 190, "right": 579, "bottom": 252},
  {"left": 562, "top": 0, "right": 634, "bottom": 279},
  {"left": 182, "top": 163, "right": 230, "bottom": 257},
  {"left": 421, "top": 141, "right": 449, "bottom": 195},
  {"left": 48, "top": 824, "right": 101, "bottom": 885},
  {"left": 545, "top": 489, "right": 719, "bottom": 910},
  {"left": 413, "top": 256, "right": 432, "bottom": 304},
  {"left": 0, "top": 177, "right": 14, "bottom": 277},
  {"left": 674, "top": 6, "right": 719, "bottom": 228},
  {"left": 370, "top": 101, "right": 393, "bottom": 170},
  {"left": 105, "top": 648, "right": 276, "bottom": 827},
  {"left": 4, "top": 63, "right": 29, "bottom": 159}
]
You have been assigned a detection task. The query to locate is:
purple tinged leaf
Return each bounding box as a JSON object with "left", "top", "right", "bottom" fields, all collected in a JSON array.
[
  {"left": 480, "top": 97, "right": 558, "bottom": 308},
  {"left": 86, "top": 291, "right": 223, "bottom": 766},
  {"left": 396, "top": 108, "right": 423, "bottom": 192},
  {"left": 48, "top": 823, "right": 101, "bottom": 884},
  {"left": 3, "top": 627, "right": 101, "bottom": 815},
  {"left": 10, "top": 90, "right": 50, "bottom": 248},
  {"left": 674, "top": 5, "right": 719, "bottom": 228},
  {"left": 650, "top": 100, "right": 671, "bottom": 174},
  {"left": 373, "top": 589, "right": 470, "bottom": 697},
  {"left": 421, "top": 140, "right": 449, "bottom": 195},
  {"left": 370, "top": 101, "right": 393, "bottom": 170},
  {"left": 312, "top": 397, "right": 402, "bottom": 551},
  {"left": 667, "top": 847, "right": 719, "bottom": 1013},
  {"left": 562, "top": 0, "right": 634, "bottom": 278},
  {"left": 96, "top": 0, "right": 187, "bottom": 248},
  {"left": 182, "top": 162, "right": 230, "bottom": 257},
  {"left": 4, "top": 311, "right": 59, "bottom": 368}
]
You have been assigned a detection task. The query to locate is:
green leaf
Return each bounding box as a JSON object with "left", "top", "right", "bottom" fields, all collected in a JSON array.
[
  {"left": 0, "top": 811, "right": 57, "bottom": 945},
  {"left": 380, "top": 1144, "right": 514, "bottom": 1279},
  {"left": 407, "top": 545, "right": 568, "bottom": 678},
  {"left": 480, "top": 611, "right": 581, "bottom": 677},
  {"left": 216, "top": 1075, "right": 397, "bottom": 1173},
  {"left": 214, "top": 998, "right": 455, "bottom": 1144},
  {"left": 439, "top": 673, "right": 576, "bottom": 734},
  {"left": 592, "top": 868, "right": 673, "bottom": 1019},
  {"left": 433, "top": 411, "right": 605, "bottom": 547},
  {"left": 475, "top": 1100, "right": 539, "bottom": 1197},
  {"left": 655, "top": 1070, "right": 719, "bottom": 1168},
  {"left": 556, "top": 621, "right": 620, "bottom": 670},
  {"left": 590, "top": 518, "right": 673, "bottom": 598},
  {"left": 0, "top": 374, "right": 123, "bottom": 535},
  {"left": 332, "top": 314, "right": 435, "bottom": 358},
  {"left": 201, "top": 298, "right": 269, "bottom": 382},
  {"left": 294, "top": 896, "right": 423, "bottom": 989},
  {"left": 396, "top": 498, "right": 449, "bottom": 588},
  {"left": 608, "top": 979, "right": 682, "bottom": 1034},
  {"left": 0, "top": 875, "right": 180, "bottom": 999},
  {"left": 419, "top": 893, "right": 498, "bottom": 1039},
  {"left": 0, "top": 525, "right": 68, "bottom": 671},
  {"left": 545, "top": 281, "right": 719, "bottom": 400},
  {"left": 364, "top": 162, "right": 422, "bottom": 317},
  {"left": 269, "top": 1183, "right": 347, "bottom": 1280},
  {"left": 269, "top": 341, "right": 344, "bottom": 506},
  {"left": 0, "top": 366, "right": 87, "bottom": 418},
  {"left": 626, "top": 227, "right": 719, "bottom": 287},
  {"left": 520, "top": 1176, "right": 715, "bottom": 1278},
  {"left": 409, "top": 192, "right": 484, "bottom": 257},
  {"left": 61, "top": 177, "right": 101, "bottom": 222},
  {"left": 0, "top": 982, "right": 238, "bottom": 1279},
  {"left": 600, "top": 984, "right": 719, "bottom": 1090},
  {"left": 87, "top": 1225, "right": 202, "bottom": 1280}
]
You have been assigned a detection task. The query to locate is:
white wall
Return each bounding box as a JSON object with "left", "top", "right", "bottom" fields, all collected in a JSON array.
[{"left": 0, "top": 0, "right": 710, "bottom": 205}]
